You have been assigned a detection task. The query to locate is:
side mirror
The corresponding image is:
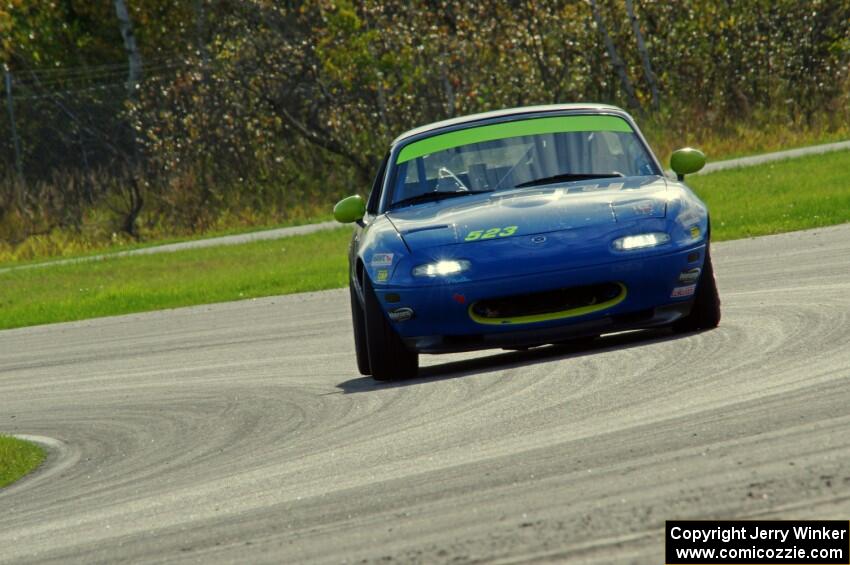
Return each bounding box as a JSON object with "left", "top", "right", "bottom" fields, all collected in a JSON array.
[
  {"left": 333, "top": 195, "right": 366, "bottom": 224},
  {"left": 670, "top": 148, "right": 706, "bottom": 180}
]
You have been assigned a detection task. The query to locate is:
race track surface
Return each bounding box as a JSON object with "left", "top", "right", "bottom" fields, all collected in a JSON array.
[{"left": 2, "top": 225, "right": 850, "bottom": 564}]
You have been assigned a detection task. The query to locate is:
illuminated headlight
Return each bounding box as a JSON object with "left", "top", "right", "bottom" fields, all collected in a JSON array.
[
  {"left": 412, "top": 259, "right": 471, "bottom": 277},
  {"left": 612, "top": 232, "right": 671, "bottom": 251}
]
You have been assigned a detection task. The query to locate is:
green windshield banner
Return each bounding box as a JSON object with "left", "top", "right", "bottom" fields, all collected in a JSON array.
[{"left": 396, "top": 115, "right": 633, "bottom": 164}]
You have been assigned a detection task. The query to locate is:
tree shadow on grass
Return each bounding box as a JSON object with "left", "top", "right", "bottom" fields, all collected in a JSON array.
[{"left": 336, "top": 327, "right": 697, "bottom": 394}]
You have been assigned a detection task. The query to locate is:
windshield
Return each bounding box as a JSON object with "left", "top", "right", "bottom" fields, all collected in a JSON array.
[{"left": 388, "top": 115, "right": 659, "bottom": 208}]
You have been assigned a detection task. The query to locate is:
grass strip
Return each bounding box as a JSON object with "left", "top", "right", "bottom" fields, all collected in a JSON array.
[
  {"left": 0, "top": 228, "right": 352, "bottom": 330},
  {"left": 688, "top": 149, "right": 850, "bottom": 241},
  {"left": 0, "top": 436, "right": 46, "bottom": 489}
]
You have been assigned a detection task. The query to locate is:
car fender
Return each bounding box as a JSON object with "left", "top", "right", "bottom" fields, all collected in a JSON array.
[{"left": 355, "top": 215, "right": 410, "bottom": 289}]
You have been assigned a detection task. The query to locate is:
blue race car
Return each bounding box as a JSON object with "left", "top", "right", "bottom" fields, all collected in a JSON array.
[{"left": 333, "top": 104, "right": 720, "bottom": 380}]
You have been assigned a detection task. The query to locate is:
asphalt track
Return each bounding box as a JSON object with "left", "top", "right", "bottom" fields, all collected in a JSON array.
[{"left": 2, "top": 224, "right": 850, "bottom": 564}]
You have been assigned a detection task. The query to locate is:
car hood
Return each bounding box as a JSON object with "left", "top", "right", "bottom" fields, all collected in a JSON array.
[{"left": 387, "top": 176, "right": 668, "bottom": 251}]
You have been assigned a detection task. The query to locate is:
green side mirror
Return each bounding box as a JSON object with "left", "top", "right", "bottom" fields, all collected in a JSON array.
[
  {"left": 670, "top": 147, "right": 706, "bottom": 180},
  {"left": 333, "top": 195, "right": 366, "bottom": 224}
]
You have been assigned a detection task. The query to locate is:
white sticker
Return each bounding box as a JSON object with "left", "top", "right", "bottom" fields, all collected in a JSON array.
[
  {"left": 371, "top": 253, "right": 394, "bottom": 266},
  {"left": 677, "top": 210, "right": 701, "bottom": 227},
  {"left": 671, "top": 284, "right": 696, "bottom": 298},
  {"left": 632, "top": 201, "right": 657, "bottom": 215}
]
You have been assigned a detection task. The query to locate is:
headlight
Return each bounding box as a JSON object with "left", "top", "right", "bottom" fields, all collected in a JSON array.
[
  {"left": 412, "top": 259, "right": 471, "bottom": 277},
  {"left": 612, "top": 232, "right": 671, "bottom": 251}
]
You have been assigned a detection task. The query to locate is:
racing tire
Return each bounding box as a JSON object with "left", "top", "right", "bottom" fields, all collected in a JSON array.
[
  {"left": 673, "top": 244, "right": 721, "bottom": 332},
  {"left": 349, "top": 279, "right": 371, "bottom": 376},
  {"left": 362, "top": 276, "right": 419, "bottom": 381}
]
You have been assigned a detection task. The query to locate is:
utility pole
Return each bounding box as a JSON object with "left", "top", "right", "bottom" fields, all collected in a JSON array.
[{"left": 4, "top": 69, "right": 24, "bottom": 192}]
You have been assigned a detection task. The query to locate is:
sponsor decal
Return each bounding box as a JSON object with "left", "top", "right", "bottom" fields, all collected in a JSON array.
[
  {"left": 678, "top": 268, "right": 701, "bottom": 284},
  {"left": 376, "top": 269, "right": 389, "bottom": 282},
  {"left": 633, "top": 201, "right": 656, "bottom": 215},
  {"left": 465, "top": 225, "right": 518, "bottom": 241},
  {"left": 689, "top": 225, "right": 701, "bottom": 239},
  {"left": 531, "top": 235, "right": 547, "bottom": 244},
  {"left": 677, "top": 210, "right": 701, "bottom": 227},
  {"left": 387, "top": 308, "right": 414, "bottom": 322},
  {"left": 371, "top": 253, "right": 394, "bottom": 266},
  {"left": 452, "top": 293, "right": 466, "bottom": 304},
  {"left": 671, "top": 284, "right": 696, "bottom": 298},
  {"left": 396, "top": 115, "right": 634, "bottom": 164}
]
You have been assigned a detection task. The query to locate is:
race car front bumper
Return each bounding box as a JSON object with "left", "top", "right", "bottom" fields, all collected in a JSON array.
[
  {"left": 377, "top": 244, "right": 705, "bottom": 353},
  {"left": 402, "top": 301, "right": 692, "bottom": 353}
]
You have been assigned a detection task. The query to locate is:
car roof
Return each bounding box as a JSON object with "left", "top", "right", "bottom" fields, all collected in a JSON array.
[{"left": 391, "top": 103, "right": 627, "bottom": 146}]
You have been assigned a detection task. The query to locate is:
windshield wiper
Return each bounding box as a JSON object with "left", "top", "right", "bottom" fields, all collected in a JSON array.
[
  {"left": 393, "top": 189, "right": 492, "bottom": 209},
  {"left": 514, "top": 172, "right": 624, "bottom": 189}
]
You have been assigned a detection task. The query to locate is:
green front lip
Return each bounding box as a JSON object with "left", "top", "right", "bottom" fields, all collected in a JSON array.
[{"left": 468, "top": 282, "right": 628, "bottom": 326}]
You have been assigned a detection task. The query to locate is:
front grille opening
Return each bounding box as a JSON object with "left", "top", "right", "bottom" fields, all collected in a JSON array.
[
  {"left": 471, "top": 282, "right": 624, "bottom": 320},
  {"left": 612, "top": 308, "right": 653, "bottom": 324},
  {"left": 443, "top": 334, "right": 484, "bottom": 346}
]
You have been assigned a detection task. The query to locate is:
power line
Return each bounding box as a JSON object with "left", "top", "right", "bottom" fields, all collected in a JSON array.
[
  {"left": 13, "top": 82, "right": 130, "bottom": 100},
  {"left": 15, "top": 61, "right": 193, "bottom": 89},
  {"left": 0, "top": 65, "right": 196, "bottom": 101},
  {"left": 15, "top": 56, "right": 189, "bottom": 77}
]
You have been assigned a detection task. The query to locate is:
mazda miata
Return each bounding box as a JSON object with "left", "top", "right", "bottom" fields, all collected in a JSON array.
[{"left": 333, "top": 104, "right": 720, "bottom": 380}]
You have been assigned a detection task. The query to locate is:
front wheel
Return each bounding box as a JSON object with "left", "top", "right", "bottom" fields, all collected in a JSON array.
[
  {"left": 362, "top": 276, "right": 419, "bottom": 381},
  {"left": 673, "top": 244, "right": 721, "bottom": 332},
  {"left": 349, "top": 279, "right": 371, "bottom": 376}
]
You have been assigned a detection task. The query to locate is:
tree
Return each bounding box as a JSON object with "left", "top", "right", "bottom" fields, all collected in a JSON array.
[
  {"left": 589, "top": 0, "right": 641, "bottom": 112},
  {"left": 113, "top": 0, "right": 144, "bottom": 235},
  {"left": 625, "top": 0, "right": 659, "bottom": 110}
]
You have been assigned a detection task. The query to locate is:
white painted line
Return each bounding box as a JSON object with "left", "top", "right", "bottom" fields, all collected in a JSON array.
[{"left": 697, "top": 140, "right": 850, "bottom": 174}]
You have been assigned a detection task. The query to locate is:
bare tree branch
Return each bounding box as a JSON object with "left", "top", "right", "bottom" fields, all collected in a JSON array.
[
  {"left": 626, "top": 0, "right": 659, "bottom": 110},
  {"left": 589, "top": 0, "right": 641, "bottom": 112}
]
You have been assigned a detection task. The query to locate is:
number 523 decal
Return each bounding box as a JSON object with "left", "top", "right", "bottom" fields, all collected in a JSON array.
[{"left": 464, "top": 225, "right": 518, "bottom": 241}]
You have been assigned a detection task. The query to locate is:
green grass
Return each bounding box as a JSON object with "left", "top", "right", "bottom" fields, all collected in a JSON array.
[
  {"left": 689, "top": 150, "right": 850, "bottom": 241},
  {"left": 1, "top": 150, "right": 849, "bottom": 331},
  {"left": 0, "top": 436, "right": 45, "bottom": 489},
  {"left": 0, "top": 228, "right": 352, "bottom": 330}
]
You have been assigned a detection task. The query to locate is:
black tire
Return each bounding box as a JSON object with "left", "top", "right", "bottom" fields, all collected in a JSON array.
[
  {"left": 362, "top": 276, "right": 419, "bottom": 381},
  {"left": 673, "top": 243, "right": 721, "bottom": 332},
  {"left": 349, "top": 279, "right": 371, "bottom": 376}
]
